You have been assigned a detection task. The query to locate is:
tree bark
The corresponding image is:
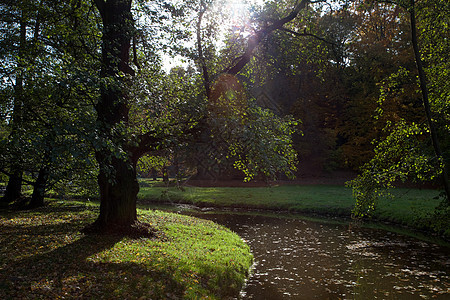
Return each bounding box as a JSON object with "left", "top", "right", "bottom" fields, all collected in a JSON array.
[
  {"left": 90, "top": 0, "right": 141, "bottom": 231},
  {"left": 2, "top": 171, "right": 23, "bottom": 204},
  {"left": 225, "top": 0, "right": 309, "bottom": 75},
  {"left": 95, "top": 154, "right": 139, "bottom": 228},
  {"left": 2, "top": 13, "right": 27, "bottom": 205},
  {"left": 29, "top": 166, "right": 50, "bottom": 208},
  {"left": 197, "top": 0, "right": 211, "bottom": 98},
  {"left": 409, "top": 0, "right": 450, "bottom": 202}
]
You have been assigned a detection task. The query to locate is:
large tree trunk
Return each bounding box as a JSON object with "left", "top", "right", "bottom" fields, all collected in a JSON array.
[
  {"left": 95, "top": 154, "right": 139, "bottom": 228},
  {"left": 1, "top": 170, "right": 23, "bottom": 204},
  {"left": 2, "top": 15, "right": 26, "bottom": 205},
  {"left": 89, "top": 0, "right": 140, "bottom": 231},
  {"left": 29, "top": 166, "right": 50, "bottom": 209}
]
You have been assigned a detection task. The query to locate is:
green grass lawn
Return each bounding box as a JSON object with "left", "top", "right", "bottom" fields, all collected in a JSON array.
[
  {"left": 138, "top": 182, "right": 447, "bottom": 237},
  {"left": 0, "top": 200, "right": 253, "bottom": 299},
  {"left": 139, "top": 185, "right": 355, "bottom": 213}
]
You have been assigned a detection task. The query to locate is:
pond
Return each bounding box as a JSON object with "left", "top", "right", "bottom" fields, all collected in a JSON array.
[{"left": 179, "top": 210, "right": 449, "bottom": 299}]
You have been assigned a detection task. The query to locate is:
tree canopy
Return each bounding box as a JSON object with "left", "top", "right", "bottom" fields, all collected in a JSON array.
[{"left": 1, "top": 0, "right": 448, "bottom": 232}]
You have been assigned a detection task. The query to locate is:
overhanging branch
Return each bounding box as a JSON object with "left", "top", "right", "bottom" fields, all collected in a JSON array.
[
  {"left": 224, "top": 0, "right": 310, "bottom": 75},
  {"left": 280, "top": 27, "right": 335, "bottom": 45},
  {"left": 132, "top": 118, "right": 204, "bottom": 160}
]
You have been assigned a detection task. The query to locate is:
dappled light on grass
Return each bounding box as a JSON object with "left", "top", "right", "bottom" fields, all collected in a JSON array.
[{"left": 0, "top": 201, "right": 252, "bottom": 299}]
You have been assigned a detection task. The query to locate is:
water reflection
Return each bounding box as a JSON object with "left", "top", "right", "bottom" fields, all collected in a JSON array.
[{"left": 187, "top": 212, "right": 449, "bottom": 299}]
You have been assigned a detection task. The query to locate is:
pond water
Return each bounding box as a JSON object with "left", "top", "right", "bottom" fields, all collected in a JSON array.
[{"left": 183, "top": 211, "right": 449, "bottom": 299}]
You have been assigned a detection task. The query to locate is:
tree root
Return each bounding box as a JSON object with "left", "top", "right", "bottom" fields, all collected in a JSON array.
[{"left": 82, "top": 220, "right": 157, "bottom": 238}]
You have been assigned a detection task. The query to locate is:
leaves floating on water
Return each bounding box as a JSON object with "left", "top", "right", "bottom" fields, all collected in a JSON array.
[{"left": 193, "top": 213, "right": 450, "bottom": 299}]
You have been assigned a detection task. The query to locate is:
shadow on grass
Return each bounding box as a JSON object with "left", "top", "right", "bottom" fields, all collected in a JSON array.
[
  {"left": 1, "top": 235, "right": 184, "bottom": 299},
  {"left": 0, "top": 206, "right": 184, "bottom": 299},
  {"left": 1, "top": 219, "right": 90, "bottom": 236}
]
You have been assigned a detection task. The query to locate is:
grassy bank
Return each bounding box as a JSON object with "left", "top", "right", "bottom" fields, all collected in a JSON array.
[
  {"left": 138, "top": 182, "right": 447, "bottom": 238},
  {"left": 0, "top": 200, "right": 253, "bottom": 299}
]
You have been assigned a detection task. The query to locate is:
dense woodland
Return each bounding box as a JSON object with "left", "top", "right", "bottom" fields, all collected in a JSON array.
[{"left": 0, "top": 0, "right": 449, "bottom": 231}]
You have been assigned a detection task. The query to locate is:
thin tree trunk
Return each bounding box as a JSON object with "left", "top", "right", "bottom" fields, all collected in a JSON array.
[
  {"left": 151, "top": 168, "right": 157, "bottom": 181},
  {"left": 197, "top": 0, "right": 211, "bottom": 98},
  {"left": 162, "top": 165, "right": 169, "bottom": 183},
  {"left": 409, "top": 0, "right": 450, "bottom": 202}
]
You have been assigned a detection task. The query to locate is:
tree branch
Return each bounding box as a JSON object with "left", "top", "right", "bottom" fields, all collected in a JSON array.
[
  {"left": 133, "top": 34, "right": 141, "bottom": 70},
  {"left": 132, "top": 131, "right": 159, "bottom": 160},
  {"left": 132, "top": 118, "right": 205, "bottom": 160},
  {"left": 224, "top": 0, "right": 309, "bottom": 75},
  {"left": 280, "top": 27, "right": 335, "bottom": 45},
  {"left": 0, "top": 168, "right": 36, "bottom": 185}
]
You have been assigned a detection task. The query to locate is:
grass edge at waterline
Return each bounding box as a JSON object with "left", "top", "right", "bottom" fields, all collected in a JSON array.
[
  {"left": 0, "top": 200, "right": 253, "bottom": 299},
  {"left": 138, "top": 183, "right": 448, "bottom": 240}
]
